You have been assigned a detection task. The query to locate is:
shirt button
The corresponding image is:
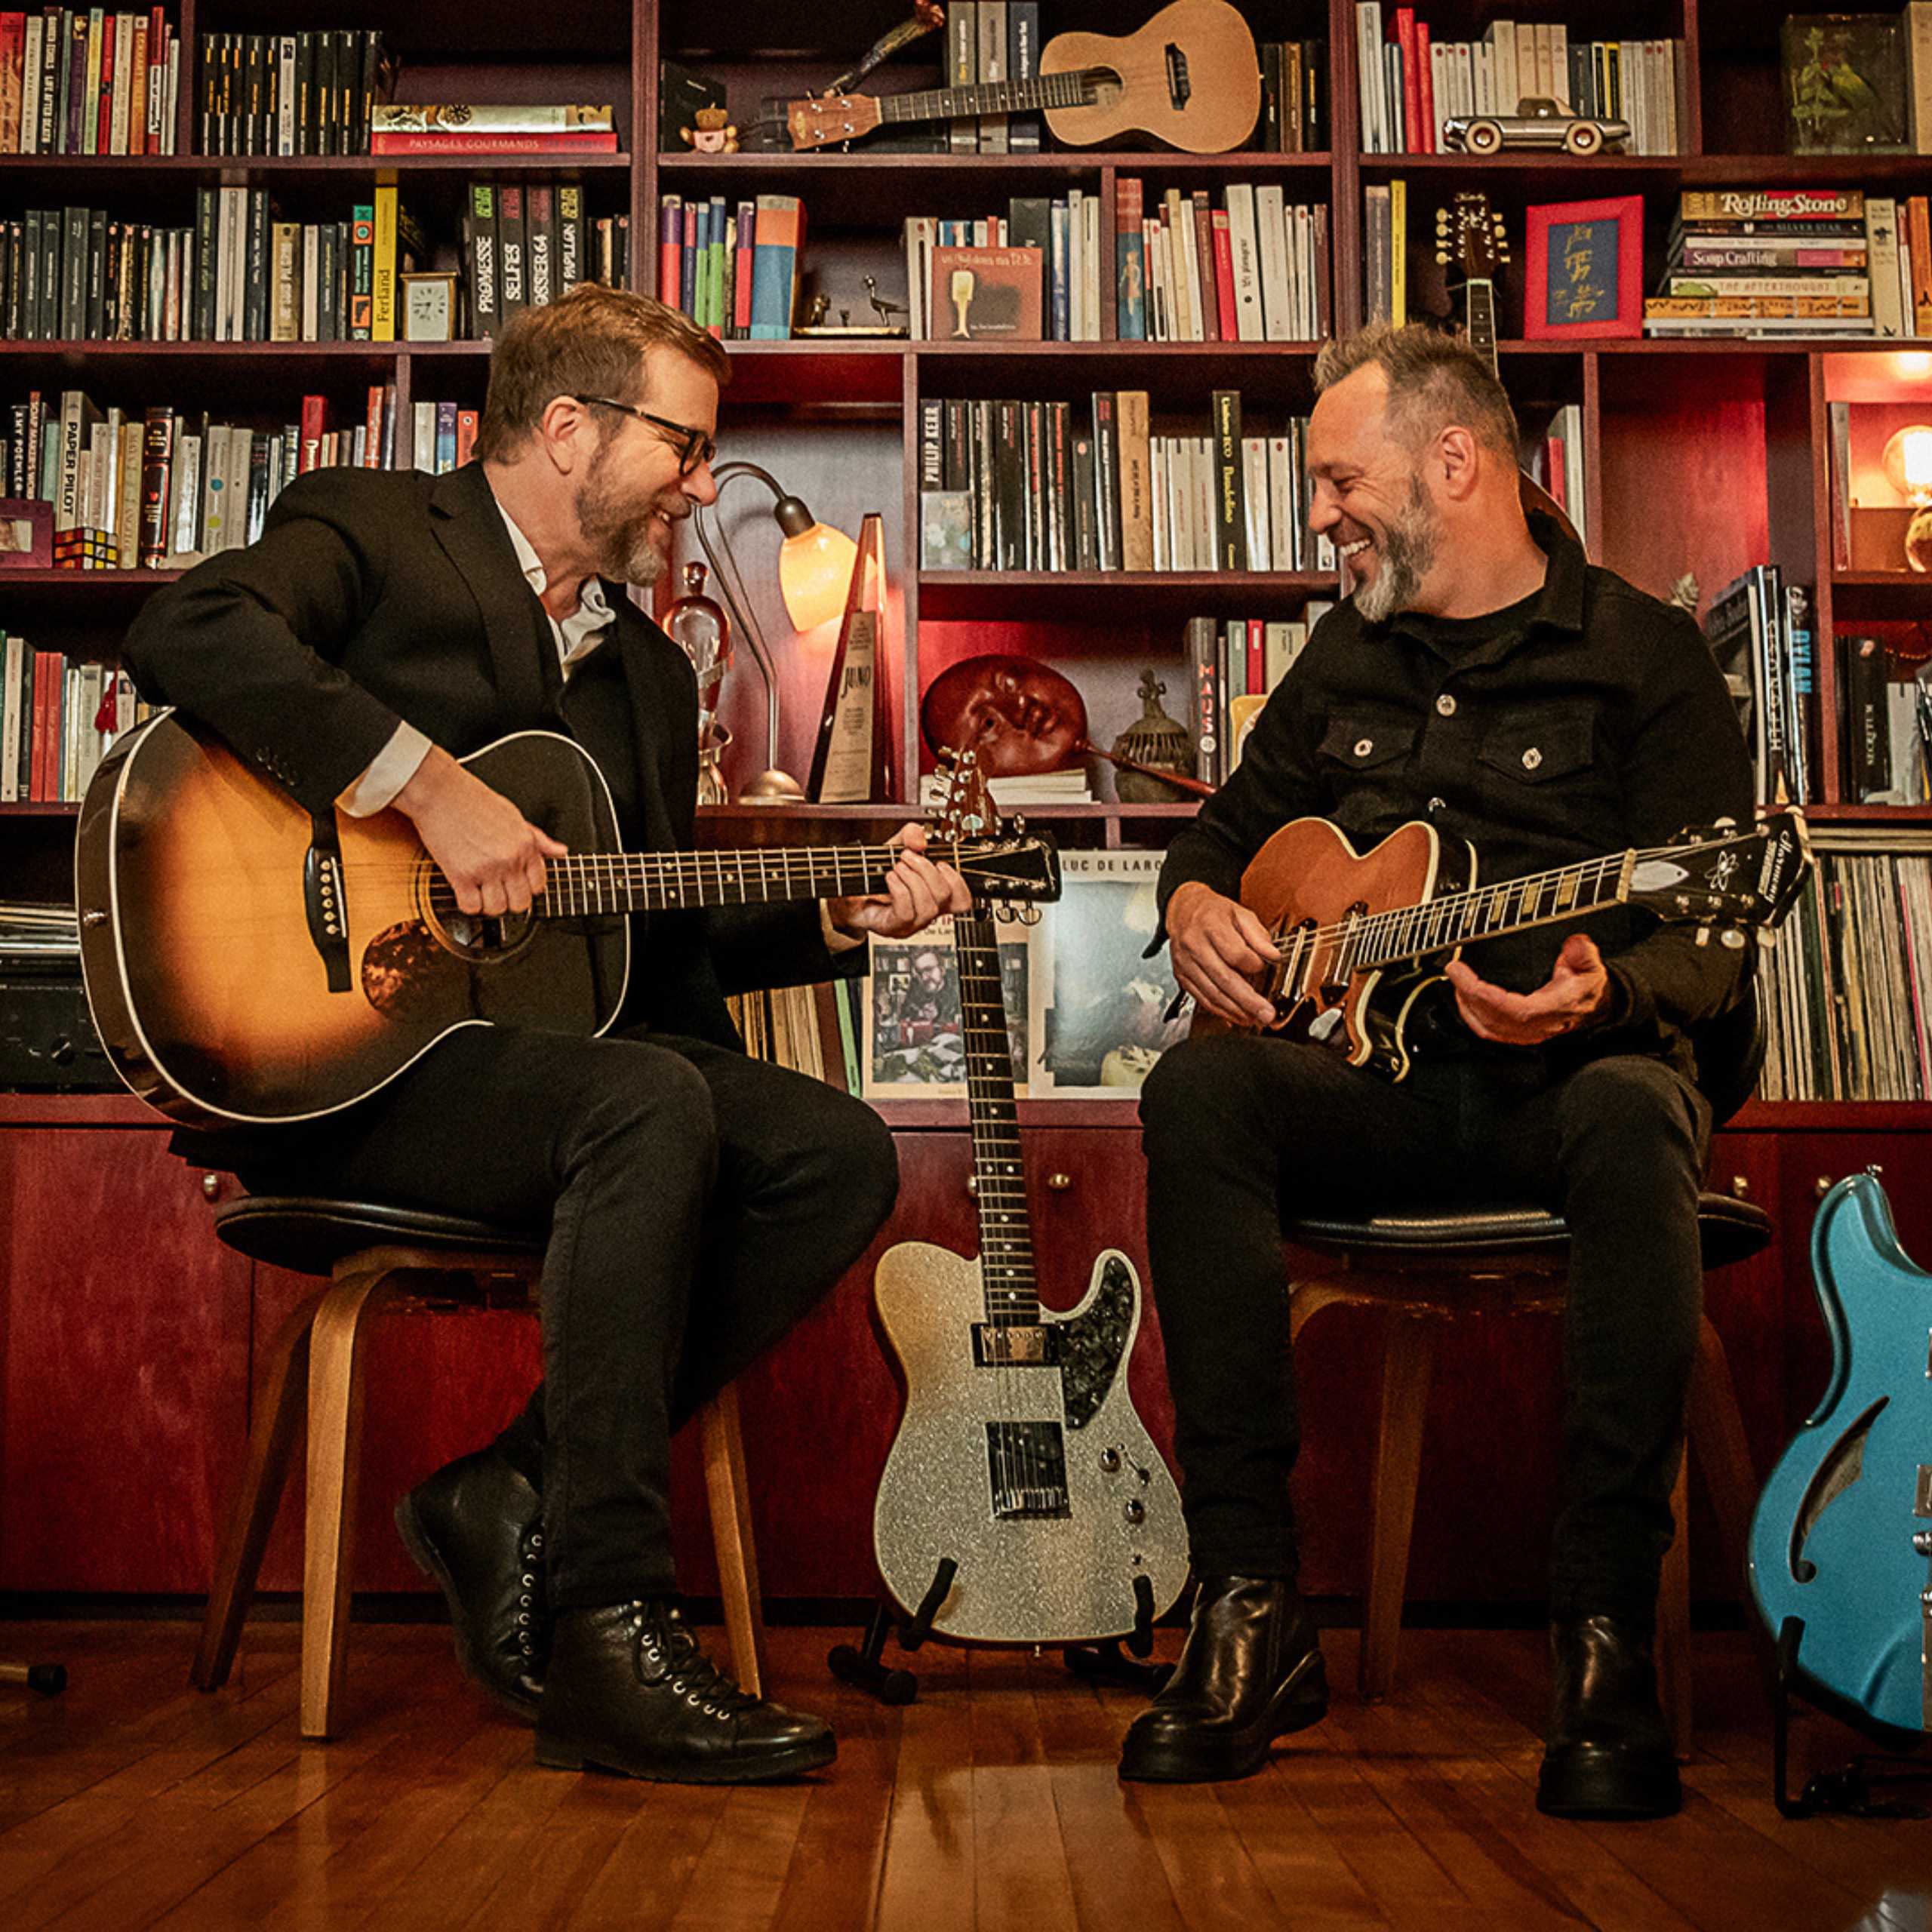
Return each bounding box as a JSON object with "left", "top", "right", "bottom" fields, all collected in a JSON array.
[
  {"left": 1427, "top": 795, "right": 1446, "bottom": 814},
  {"left": 1521, "top": 746, "right": 1543, "bottom": 771},
  {"left": 1354, "top": 737, "right": 1374, "bottom": 758},
  {"left": 1435, "top": 693, "right": 1457, "bottom": 717}
]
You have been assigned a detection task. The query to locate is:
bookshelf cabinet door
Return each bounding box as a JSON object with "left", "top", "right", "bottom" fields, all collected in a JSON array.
[{"left": 0, "top": 1127, "right": 251, "bottom": 1592}]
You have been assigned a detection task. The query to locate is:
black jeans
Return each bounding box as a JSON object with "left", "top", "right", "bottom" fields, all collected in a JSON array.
[
  {"left": 239, "top": 1023, "right": 898, "bottom": 1610},
  {"left": 1138, "top": 1032, "right": 1712, "bottom": 1626}
]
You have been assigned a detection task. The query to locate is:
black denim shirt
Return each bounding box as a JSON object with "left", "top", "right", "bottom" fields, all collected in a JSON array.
[{"left": 1157, "top": 512, "right": 1755, "bottom": 1077}]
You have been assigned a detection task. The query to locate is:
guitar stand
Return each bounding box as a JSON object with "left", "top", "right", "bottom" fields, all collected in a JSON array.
[
  {"left": 1767, "top": 1617, "right": 1929, "bottom": 1820},
  {"left": 1063, "top": 1576, "right": 1171, "bottom": 1693},
  {"left": 826, "top": 1558, "right": 957, "bottom": 1706}
]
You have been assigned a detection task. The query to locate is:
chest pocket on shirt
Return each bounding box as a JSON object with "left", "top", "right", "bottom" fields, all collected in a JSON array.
[
  {"left": 1476, "top": 713, "right": 1593, "bottom": 786},
  {"left": 1317, "top": 713, "right": 1417, "bottom": 771}
]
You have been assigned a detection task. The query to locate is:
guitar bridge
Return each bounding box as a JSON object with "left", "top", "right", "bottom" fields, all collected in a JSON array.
[
  {"left": 1163, "top": 42, "right": 1190, "bottom": 108},
  {"left": 973, "top": 1323, "right": 1060, "bottom": 1367},
  {"left": 987, "top": 1421, "right": 1070, "bottom": 1518}
]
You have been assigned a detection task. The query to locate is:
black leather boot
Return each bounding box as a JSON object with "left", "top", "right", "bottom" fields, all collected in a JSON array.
[
  {"left": 1118, "top": 1577, "right": 1328, "bottom": 1783},
  {"left": 394, "top": 1444, "right": 549, "bottom": 1722},
  {"left": 1537, "top": 1614, "right": 1681, "bottom": 1819},
  {"left": 535, "top": 1600, "right": 836, "bottom": 1784}
]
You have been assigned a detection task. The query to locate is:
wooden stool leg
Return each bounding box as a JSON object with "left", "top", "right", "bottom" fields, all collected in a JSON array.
[
  {"left": 1361, "top": 1312, "right": 1438, "bottom": 1702},
  {"left": 1657, "top": 1454, "right": 1694, "bottom": 1761},
  {"left": 1687, "top": 1315, "right": 1757, "bottom": 1588},
  {"left": 300, "top": 1263, "right": 394, "bottom": 1740},
  {"left": 700, "top": 1384, "right": 767, "bottom": 1700},
  {"left": 192, "top": 1281, "right": 334, "bottom": 1692}
]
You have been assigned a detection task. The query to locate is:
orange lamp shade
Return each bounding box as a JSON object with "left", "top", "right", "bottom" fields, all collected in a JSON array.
[{"left": 778, "top": 521, "right": 860, "bottom": 631}]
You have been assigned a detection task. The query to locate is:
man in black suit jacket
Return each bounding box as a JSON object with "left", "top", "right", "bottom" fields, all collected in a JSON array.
[{"left": 122, "top": 285, "right": 970, "bottom": 1785}]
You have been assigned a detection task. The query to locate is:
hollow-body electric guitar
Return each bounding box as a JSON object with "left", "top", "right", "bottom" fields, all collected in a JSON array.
[
  {"left": 787, "top": 0, "right": 1261, "bottom": 156},
  {"left": 869, "top": 757, "right": 1189, "bottom": 1645},
  {"left": 1199, "top": 810, "right": 1810, "bottom": 1078},
  {"left": 75, "top": 714, "right": 1060, "bottom": 1130}
]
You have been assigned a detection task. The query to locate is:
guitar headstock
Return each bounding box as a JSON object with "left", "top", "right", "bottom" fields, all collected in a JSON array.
[
  {"left": 1435, "top": 189, "right": 1510, "bottom": 281},
  {"left": 1626, "top": 810, "right": 1813, "bottom": 933},
  {"left": 930, "top": 746, "right": 1062, "bottom": 914},
  {"left": 786, "top": 93, "right": 883, "bottom": 149}
]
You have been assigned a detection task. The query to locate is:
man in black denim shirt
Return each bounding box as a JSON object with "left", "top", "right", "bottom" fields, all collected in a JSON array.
[{"left": 1118, "top": 325, "right": 1753, "bottom": 1820}]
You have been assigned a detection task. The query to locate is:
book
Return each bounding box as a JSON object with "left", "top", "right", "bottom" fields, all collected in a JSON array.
[
  {"left": 930, "top": 245, "right": 1042, "bottom": 341},
  {"left": 748, "top": 193, "right": 803, "bottom": 340}
]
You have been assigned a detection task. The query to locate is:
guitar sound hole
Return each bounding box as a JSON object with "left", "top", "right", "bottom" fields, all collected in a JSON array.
[{"left": 414, "top": 860, "right": 539, "bottom": 963}]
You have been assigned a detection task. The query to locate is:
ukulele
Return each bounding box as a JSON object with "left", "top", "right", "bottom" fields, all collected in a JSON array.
[
  {"left": 1195, "top": 810, "right": 1811, "bottom": 1081},
  {"left": 869, "top": 751, "right": 1189, "bottom": 1644},
  {"left": 75, "top": 714, "right": 1060, "bottom": 1129},
  {"left": 787, "top": 0, "right": 1262, "bottom": 157},
  {"left": 1435, "top": 187, "right": 1585, "bottom": 549}
]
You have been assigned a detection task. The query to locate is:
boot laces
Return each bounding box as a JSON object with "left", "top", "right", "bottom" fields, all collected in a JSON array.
[{"left": 626, "top": 1601, "right": 759, "bottom": 1718}]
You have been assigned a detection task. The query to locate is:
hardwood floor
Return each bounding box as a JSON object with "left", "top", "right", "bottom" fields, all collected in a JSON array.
[{"left": 0, "top": 1620, "right": 1924, "bottom": 1930}]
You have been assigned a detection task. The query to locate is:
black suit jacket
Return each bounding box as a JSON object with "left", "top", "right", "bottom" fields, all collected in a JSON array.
[{"left": 121, "top": 462, "right": 849, "bottom": 1087}]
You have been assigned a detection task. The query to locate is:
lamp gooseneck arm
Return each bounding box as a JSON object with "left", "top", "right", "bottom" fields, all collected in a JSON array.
[{"left": 691, "top": 463, "right": 789, "bottom": 775}]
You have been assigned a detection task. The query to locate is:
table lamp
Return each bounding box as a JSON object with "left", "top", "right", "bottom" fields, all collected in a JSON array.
[
  {"left": 1880, "top": 425, "right": 1932, "bottom": 574},
  {"left": 691, "top": 461, "right": 860, "bottom": 798}
]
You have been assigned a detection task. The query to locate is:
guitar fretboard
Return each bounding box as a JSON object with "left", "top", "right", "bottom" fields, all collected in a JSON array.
[
  {"left": 1466, "top": 278, "right": 1498, "bottom": 373},
  {"left": 955, "top": 910, "right": 1041, "bottom": 1327},
  {"left": 526, "top": 844, "right": 950, "bottom": 918},
  {"left": 878, "top": 69, "right": 1101, "bottom": 125}
]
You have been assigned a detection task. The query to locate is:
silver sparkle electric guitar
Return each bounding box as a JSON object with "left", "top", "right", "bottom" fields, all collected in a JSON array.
[{"left": 869, "top": 757, "right": 1189, "bottom": 1645}]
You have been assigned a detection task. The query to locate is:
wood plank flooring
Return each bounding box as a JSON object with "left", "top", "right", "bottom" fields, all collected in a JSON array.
[{"left": 0, "top": 1620, "right": 1925, "bottom": 1930}]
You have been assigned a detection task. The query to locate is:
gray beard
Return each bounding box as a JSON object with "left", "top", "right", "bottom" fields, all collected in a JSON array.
[
  {"left": 578, "top": 454, "right": 672, "bottom": 587},
  {"left": 1350, "top": 479, "right": 1437, "bottom": 624}
]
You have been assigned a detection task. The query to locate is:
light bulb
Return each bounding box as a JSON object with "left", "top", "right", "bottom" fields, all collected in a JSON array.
[
  {"left": 778, "top": 521, "right": 860, "bottom": 630},
  {"left": 1881, "top": 425, "right": 1932, "bottom": 506}
]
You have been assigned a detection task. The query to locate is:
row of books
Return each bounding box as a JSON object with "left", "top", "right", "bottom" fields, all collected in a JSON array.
[
  {"left": 1647, "top": 188, "right": 1932, "bottom": 340},
  {"left": 194, "top": 27, "right": 385, "bottom": 158},
  {"left": 1759, "top": 845, "right": 1932, "bottom": 1103},
  {"left": 1185, "top": 611, "right": 1333, "bottom": 789},
  {"left": 0, "top": 641, "right": 143, "bottom": 803},
  {"left": 915, "top": 391, "right": 1346, "bottom": 580},
  {"left": 3, "top": 386, "right": 401, "bottom": 556},
  {"left": 1704, "top": 564, "right": 1816, "bottom": 808},
  {"left": 655, "top": 190, "right": 797, "bottom": 340},
  {"left": 0, "top": 7, "right": 179, "bottom": 155},
  {"left": 1843, "top": 641, "right": 1932, "bottom": 807},
  {"left": 1355, "top": 7, "right": 1681, "bottom": 154},
  {"left": 462, "top": 180, "right": 618, "bottom": 338},
  {"left": 908, "top": 202, "right": 1101, "bottom": 342},
  {"left": 1525, "top": 404, "right": 1586, "bottom": 544},
  {"left": 409, "top": 400, "right": 480, "bottom": 477},
  {"left": 937, "top": 2, "right": 1042, "bottom": 155},
  {"left": 1116, "top": 180, "right": 1332, "bottom": 346}
]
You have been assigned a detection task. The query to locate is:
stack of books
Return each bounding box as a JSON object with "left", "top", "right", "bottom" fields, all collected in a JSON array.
[
  {"left": 370, "top": 102, "right": 616, "bottom": 156},
  {"left": 3, "top": 8, "right": 181, "bottom": 155},
  {"left": 1355, "top": 6, "right": 1682, "bottom": 155},
  {"left": 1645, "top": 189, "right": 1882, "bottom": 339}
]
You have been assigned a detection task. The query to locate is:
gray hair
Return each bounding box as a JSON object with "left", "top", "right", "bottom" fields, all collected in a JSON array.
[{"left": 1314, "top": 322, "right": 1519, "bottom": 464}]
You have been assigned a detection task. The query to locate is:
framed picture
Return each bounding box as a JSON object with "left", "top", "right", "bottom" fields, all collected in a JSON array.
[
  {"left": 0, "top": 498, "right": 53, "bottom": 570},
  {"left": 861, "top": 921, "right": 1030, "bottom": 1100},
  {"left": 1025, "top": 851, "right": 1188, "bottom": 1101},
  {"left": 1524, "top": 195, "right": 1643, "bottom": 340},
  {"left": 1781, "top": 14, "right": 1908, "bottom": 153}
]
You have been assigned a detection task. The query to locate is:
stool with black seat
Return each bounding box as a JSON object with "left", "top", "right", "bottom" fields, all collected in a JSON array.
[
  {"left": 191, "top": 1196, "right": 768, "bottom": 1742},
  {"left": 1282, "top": 980, "right": 1771, "bottom": 1755}
]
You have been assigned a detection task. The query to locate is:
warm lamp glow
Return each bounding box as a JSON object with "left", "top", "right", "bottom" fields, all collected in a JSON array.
[
  {"left": 1882, "top": 425, "right": 1932, "bottom": 505},
  {"left": 778, "top": 521, "right": 861, "bottom": 630}
]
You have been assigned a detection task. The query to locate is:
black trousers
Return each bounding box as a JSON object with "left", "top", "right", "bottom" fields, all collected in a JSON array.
[
  {"left": 239, "top": 1023, "right": 898, "bottom": 1611},
  {"left": 1138, "top": 1032, "right": 1712, "bottom": 1625}
]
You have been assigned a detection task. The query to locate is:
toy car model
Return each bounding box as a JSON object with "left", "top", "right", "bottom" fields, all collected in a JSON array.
[{"left": 1441, "top": 97, "right": 1632, "bottom": 156}]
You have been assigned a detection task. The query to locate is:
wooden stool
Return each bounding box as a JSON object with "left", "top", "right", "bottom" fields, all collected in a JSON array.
[
  {"left": 1284, "top": 1192, "right": 1769, "bottom": 1756},
  {"left": 192, "top": 1196, "right": 768, "bottom": 1740}
]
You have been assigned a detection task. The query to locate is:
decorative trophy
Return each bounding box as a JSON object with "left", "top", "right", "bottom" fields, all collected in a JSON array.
[
  {"left": 662, "top": 560, "right": 734, "bottom": 804},
  {"left": 807, "top": 512, "right": 894, "bottom": 803}
]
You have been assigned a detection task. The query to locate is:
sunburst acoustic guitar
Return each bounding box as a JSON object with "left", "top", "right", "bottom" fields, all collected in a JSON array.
[{"left": 75, "top": 713, "right": 1060, "bottom": 1130}]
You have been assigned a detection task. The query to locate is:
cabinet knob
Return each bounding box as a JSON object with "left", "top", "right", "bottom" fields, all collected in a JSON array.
[
  {"left": 201, "top": 1172, "right": 221, "bottom": 1201},
  {"left": 1729, "top": 1175, "right": 1749, "bottom": 1200},
  {"left": 1047, "top": 1173, "right": 1072, "bottom": 1192}
]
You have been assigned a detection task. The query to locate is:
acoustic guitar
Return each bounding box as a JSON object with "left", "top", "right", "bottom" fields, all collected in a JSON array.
[
  {"left": 787, "top": 0, "right": 1261, "bottom": 156},
  {"left": 869, "top": 752, "right": 1189, "bottom": 1645},
  {"left": 1195, "top": 810, "right": 1810, "bottom": 1080},
  {"left": 75, "top": 713, "right": 1060, "bottom": 1131},
  {"left": 1749, "top": 1170, "right": 1932, "bottom": 1750}
]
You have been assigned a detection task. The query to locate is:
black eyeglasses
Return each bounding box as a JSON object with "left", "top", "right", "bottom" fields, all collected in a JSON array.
[{"left": 572, "top": 395, "right": 718, "bottom": 475}]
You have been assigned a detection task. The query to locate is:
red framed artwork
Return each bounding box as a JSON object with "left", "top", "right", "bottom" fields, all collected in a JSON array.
[{"left": 1524, "top": 195, "right": 1644, "bottom": 340}]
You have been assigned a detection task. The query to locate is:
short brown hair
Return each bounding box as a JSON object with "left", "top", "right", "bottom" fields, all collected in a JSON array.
[
  {"left": 1314, "top": 322, "right": 1519, "bottom": 464},
  {"left": 476, "top": 284, "right": 731, "bottom": 460}
]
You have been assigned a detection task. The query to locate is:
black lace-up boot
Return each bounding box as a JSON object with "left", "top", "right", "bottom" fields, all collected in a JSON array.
[
  {"left": 535, "top": 1599, "right": 835, "bottom": 1783},
  {"left": 395, "top": 1444, "right": 549, "bottom": 1721}
]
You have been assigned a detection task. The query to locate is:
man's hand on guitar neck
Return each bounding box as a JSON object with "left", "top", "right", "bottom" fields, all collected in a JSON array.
[
  {"left": 1166, "top": 882, "right": 1281, "bottom": 1028},
  {"left": 1445, "top": 932, "right": 1611, "bottom": 1046},
  {"left": 827, "top": 823, "right": 973, "bottom": 940},
  {"left": 395, "top": 746, "right": 570, "bottom": 917}
]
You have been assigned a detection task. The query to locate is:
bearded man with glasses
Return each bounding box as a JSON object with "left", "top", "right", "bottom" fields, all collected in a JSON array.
[{"left": 122, "top": 284, "right": 969, "bottom": 1785}]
